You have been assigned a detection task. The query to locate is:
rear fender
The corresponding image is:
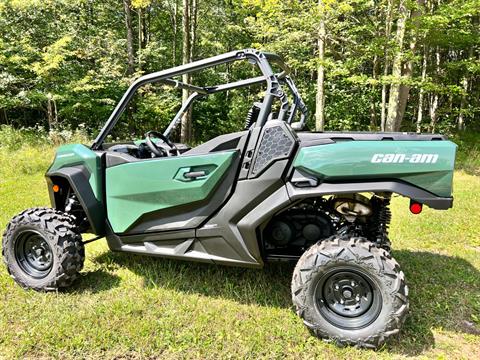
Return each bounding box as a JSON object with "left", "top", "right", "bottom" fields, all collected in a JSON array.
[
  {"left": 292, "top": 140, "right": 457, "bottom": 198},
  {"left": 286, "top": 179, "right": 453, "bottom": 209}
]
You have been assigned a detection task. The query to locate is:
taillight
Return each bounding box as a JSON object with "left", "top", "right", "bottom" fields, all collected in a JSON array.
[{"left": 409, "top": 201, "right": 423, "bottom": 214}]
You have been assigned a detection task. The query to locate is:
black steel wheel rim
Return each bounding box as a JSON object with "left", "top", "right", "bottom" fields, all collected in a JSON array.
[
  {"left": 14, "top": 230, "right": 53, "bottom": 278},
  {"left": 314, "top": 267, "right": 382, "bottom": 329}
]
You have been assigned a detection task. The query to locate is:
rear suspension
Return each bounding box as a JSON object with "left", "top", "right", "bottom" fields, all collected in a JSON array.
[{"left": 367, "top": 194, "right": 392, "bottom": 251}]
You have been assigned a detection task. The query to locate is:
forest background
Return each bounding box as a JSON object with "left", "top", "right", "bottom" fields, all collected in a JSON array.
[{"left": 0, "top": 0, "right": 478, "bottom": 143}]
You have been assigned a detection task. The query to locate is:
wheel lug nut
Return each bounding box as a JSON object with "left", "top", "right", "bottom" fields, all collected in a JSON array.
[
  {"left": 351, "top": 281, "right": 356, "bottom": 287},
  {"left": 335, "top": 285, "right": 339, "bottom": 290}
]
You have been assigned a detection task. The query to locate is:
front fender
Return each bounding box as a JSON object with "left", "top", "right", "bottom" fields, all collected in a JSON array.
[{"left": 46, "top": 166, "right": 105, "bottom": 235}]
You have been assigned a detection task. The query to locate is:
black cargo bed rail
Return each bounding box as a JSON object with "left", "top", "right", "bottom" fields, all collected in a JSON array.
[{"left": 297, "top": 132, "right": 448, "bottom": 147}]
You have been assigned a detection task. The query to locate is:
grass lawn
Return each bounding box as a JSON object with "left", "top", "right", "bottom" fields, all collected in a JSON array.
[{"left": 0, "top": 140, "right": 479, "bottom": 359}]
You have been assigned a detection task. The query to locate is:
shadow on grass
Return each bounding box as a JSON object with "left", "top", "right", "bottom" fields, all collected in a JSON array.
[
  {"left": 93, "top": 249, "right": 479, "bottom": 355},
  {"left": 385, "top": 250, "right": 480, "bottom": 355},
  {"left": 69, "top": 269, "right": 122, "bottom": 294},
  {"left": 94, "top": 251, "right": 295, "bottom": 308}
]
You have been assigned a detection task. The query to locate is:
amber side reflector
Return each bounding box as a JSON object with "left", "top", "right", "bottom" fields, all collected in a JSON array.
[
  {"left": 409, "top": 201, "right": 423, "bottom": 214},
  {"left": 52, "top": 185, "right": 60, "bottom": 193}
]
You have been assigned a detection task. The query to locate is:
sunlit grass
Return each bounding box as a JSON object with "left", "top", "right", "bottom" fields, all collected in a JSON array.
[{"left": 0, "top": 132, "right": 478, "bottom": 359}]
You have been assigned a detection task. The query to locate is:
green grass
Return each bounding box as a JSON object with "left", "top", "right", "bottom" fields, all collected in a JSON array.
[{"left": 0, "top": 131, "right": 479, "bottom": 359}]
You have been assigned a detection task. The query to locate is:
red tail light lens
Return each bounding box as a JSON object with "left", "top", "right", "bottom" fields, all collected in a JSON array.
[{"left": 410, "top": 201, "right": 423, "bottom": 214}]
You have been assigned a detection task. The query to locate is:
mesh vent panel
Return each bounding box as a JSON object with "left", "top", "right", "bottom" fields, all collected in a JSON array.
[{"left": 252, "top": 126, "right": 294, "bottom": 175}]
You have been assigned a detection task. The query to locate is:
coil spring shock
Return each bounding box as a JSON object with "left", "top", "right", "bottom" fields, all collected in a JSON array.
[
  {"left": 369, "top": 194, "right": 392, "bottom": 251},
  {"left": 244, "top": 103, "right": 261, "bottom": 130}
]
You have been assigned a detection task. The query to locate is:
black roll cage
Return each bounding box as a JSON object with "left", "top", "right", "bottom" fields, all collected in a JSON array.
[{"left": 91, "top": 49, "right": 308, "bottom": 150}]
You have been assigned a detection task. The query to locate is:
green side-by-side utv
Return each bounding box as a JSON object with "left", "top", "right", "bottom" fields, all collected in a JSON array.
[{"left": 2, "top": 49, "right": 456, "bottom": 348}]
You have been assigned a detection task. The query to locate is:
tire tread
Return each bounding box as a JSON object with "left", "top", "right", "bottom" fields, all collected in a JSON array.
[
  {"left": 2, "top": 207, "right": 85, "bottom": 291},
  {"left": 291, "top": 235, "right": 409, "bottom": 349}
]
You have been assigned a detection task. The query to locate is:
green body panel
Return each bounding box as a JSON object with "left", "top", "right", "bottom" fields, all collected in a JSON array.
[
  {"left": 293, "top": 140, "right": 457, "bottom": 197},
  {"left": 106, "top": 151, "right": 236, "bottom": 233},
  {"left": 48, "top": 144, "right": 103, "bottom": 201}
]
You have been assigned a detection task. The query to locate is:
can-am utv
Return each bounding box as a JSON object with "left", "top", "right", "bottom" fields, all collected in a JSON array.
[{"left": 2, "top": 49, "right": 456, "bottom": 348}]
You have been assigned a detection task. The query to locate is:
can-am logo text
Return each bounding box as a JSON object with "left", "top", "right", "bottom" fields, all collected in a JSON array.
[{"left": 371, "top": 153, "right": 439, "bottom": 164}]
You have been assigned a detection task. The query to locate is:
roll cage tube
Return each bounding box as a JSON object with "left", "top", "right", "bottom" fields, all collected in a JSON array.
[
  {"left": 91, "top": 49, "right": 308, "bottom": 150},
  {"left": 284, "top": 76, "right": 308, "bottom": 126}
]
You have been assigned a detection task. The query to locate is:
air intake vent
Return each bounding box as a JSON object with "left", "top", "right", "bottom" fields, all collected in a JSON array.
[{"left": 251, "top": 125, "right": 294, "bottom": 176}]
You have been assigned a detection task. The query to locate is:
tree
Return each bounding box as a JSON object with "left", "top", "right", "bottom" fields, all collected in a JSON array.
[
  {"left": 180, "top": 0, "right": 191, "bottom": 143},
  {"left": 416, "top": 46, "right": 428, "bottom": 133},
  {"left": 315, "top": 0, "right": 326, "bottom": 131},
  {"left": 123, "top": 0, "right": 135, "bottom": 76},
  {"left": 385, "top": 0, "right": 408, "bottom": 131},
  {"left": 0, "top": 0, "right": 478, "bottom": 137},
  {"left": 380, "top": 0, "right": 394, "bottom": 131}
]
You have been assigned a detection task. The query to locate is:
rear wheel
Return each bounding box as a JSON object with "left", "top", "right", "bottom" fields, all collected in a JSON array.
[
  {"left": 2, "top": 208, "right": 85, "bottom": 291},
  {"left": 291, "top": 236, "right": 408, "bottom": 348}
]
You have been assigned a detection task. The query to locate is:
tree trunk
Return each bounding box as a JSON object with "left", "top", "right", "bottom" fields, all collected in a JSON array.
[
  {"left": 54, "top": 97, "right": 58, "bottom": 124},
  {"left": 395, "top": 62, "right": 412, "bottom": 128},
  {"left": 46, "top": 93, "right": 56, "bottom": 130},
  {"left": 190, "top": 0, "right": 198, "bottom": 61},
  {"left": 386, "top": 0, "right": 424, "bottom": 131},
  {"left": 385, "top": 0, "right": 408, "bottom": 131},
  {"left": 180, "top": 0, "right": 192, "bottom": 143},
  {"left": 370, "top": 55, "right": 378, "bottom": 129},
  {"left": 142, "top": 6, "right": 148, "bottom": 48},
  {"left": 0, "top": 109, "right": 7, "bottom": 125},
  {"left": 138, "top": 7, "right": 143, "bottom": 71},
  {"left": 172, "top": 0, "right": 178, "bottom": 65},
  {"left": 416, "top": 46, "right": 428, "bottom": 133},
  {"left": 315, "top": 0, "right": 326, "bottom": 131},
  {"left": 457, "top": 46, "right": 472, "bottom": 130},
  {"left": 429, "top": 94, "right": 439, "bottom": 133},
  {"left": 123, "top": 0, "right": 135, "bottom": 76},
  {"left": 380, "top": 0, "right": 394, "bottom": 131},
  {"left": 457, "top": 77, "right": 468, "bottom": 131},
  {"left": 397, "top": 0, "right": 425, "bottom": 128},
  {"left": 429, "top": 48, "right": 440, "bottom": 133},
  {"left": 145, "top": 6, "right": 151, "bottom": 45},
  {"left": 137, "top": 6, "right": 148, "bottom": 70}
]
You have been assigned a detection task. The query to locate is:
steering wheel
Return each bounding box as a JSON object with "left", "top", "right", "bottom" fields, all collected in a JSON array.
[{"left": 145, "top": 131, "right": 179, "bottom": 157}]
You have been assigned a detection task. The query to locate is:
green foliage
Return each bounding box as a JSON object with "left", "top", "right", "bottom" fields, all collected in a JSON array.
[
  {"left": 0, "top": 124, "right": 89, "bottom": 151},
  {"left": 452, "top": 131, "right": 480, "bottom": 176},
  {"left": 0, "top": 0, "right": 478, "bottom": 139}
]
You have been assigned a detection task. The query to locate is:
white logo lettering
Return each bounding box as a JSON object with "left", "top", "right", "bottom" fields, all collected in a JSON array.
[{"left": 370, "top": 153, "right": 438, "bottom": 164}]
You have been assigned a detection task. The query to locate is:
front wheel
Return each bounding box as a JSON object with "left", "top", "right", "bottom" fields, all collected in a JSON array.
[
  {"left": 2, "top": 208, "right": 85, "bottom": 291},
  {"left": 291, "top": 236, "right": 408, "bottom": 348}
]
